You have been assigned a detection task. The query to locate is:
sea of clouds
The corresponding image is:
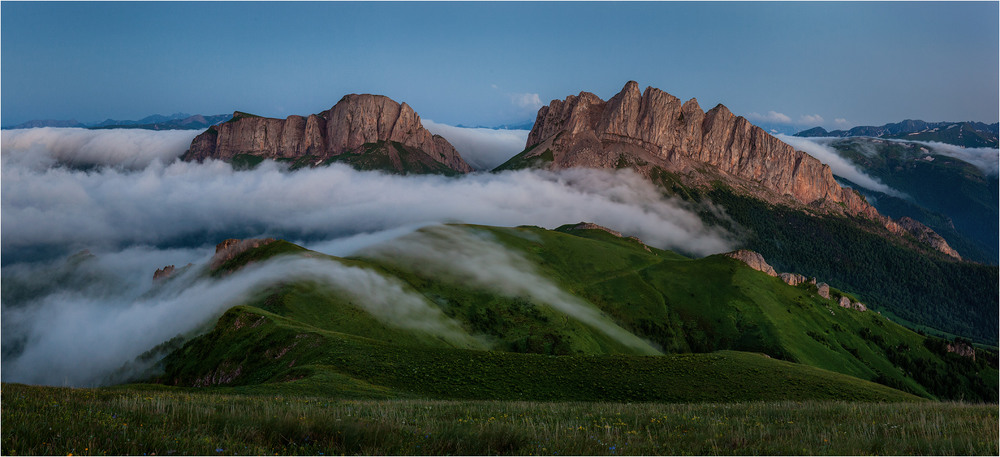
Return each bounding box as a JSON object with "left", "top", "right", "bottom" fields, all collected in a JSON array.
[
  {"left": 0, "top": 126, "right": 731, "bottom": 386},
  {"left": 5, "top": 125, "right": 995, "bottom": 387}
]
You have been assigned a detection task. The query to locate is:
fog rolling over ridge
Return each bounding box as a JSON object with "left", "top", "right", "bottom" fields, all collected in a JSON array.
[
  {"left": 361, "top": 226, "right": 662, "bottom": 355},
  {"left": 776, "top": 134, "right": 908, "bottom": 197},
  {"left": 1, "top": 251, "right": 480, "bottom": 387},
  {"left": 0, "top": 126, "right": 734, "bottom": 386}
]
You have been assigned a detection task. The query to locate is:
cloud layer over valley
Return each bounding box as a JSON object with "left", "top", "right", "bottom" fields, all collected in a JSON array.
[
  {"left": 2, "top": 252, "right": 479, "bottom": 387},
  {"left": 776, "top": 134, "right": 908, "bottom": 197},
  {"left": 2, "top": 129, "right": 734, "bottom": 261},
  {"left": 1, "top": 127, "right": 734, "bottom": 386},
  {"left": 422, "top": 120, "right": 530, "bottom": 170}
]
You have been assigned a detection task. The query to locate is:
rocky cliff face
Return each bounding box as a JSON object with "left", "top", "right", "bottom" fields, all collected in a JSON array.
[
  {"left": 182, "top": 94, "right": 473, "bottom": 174},
  {"left": 520, "top": 81, "right": 960, "bottom": 259}
]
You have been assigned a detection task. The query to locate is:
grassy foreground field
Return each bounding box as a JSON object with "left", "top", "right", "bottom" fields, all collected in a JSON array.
[{"left": 3, "top": 383, "right": 996, "bottom": 456}]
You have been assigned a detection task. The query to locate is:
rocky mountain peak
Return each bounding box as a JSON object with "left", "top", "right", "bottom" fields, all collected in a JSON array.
[
  {"left": 518, "top": 81, "right": 960, "bottom": 259},
  {"left": 181, "top": 94, "right": 473, "bottom": 174}
]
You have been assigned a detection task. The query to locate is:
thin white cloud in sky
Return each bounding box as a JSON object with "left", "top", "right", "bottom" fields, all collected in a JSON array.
[
  {"left": 747, "top": 111, "right": 792, "bottom": 124},
  {"left": 798, "top": 114, "right": 824, "bottom": 125},
  {"left": 834, "top": 118, "right": 850, "bottom": 128},
  {"left": 511, "top": 92, "right": 543, "bottom": 110}
]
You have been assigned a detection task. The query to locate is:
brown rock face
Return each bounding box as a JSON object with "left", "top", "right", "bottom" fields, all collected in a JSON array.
[
  {"left": 946, "top": 341, "right": 976, "bottom": 360},
  {"left": 153, "top": 265, "right": 175, "bottom": 281},
  {"left": 896, "top": 217, "right": 962, "bottom": 260},
  {"left": 182, "top": 94, "right": 473, "bottom": 174},
  {"left": 210, "top": 238, "right": 276, "bottom": 270},
  {"left": 725, "top": 249, "right": 777, "bottom": 277},
  {"left": 817, "top": 283, "right": 831, "bottom": 300},
  {"left": 779, "top": 272, "right": 808, "bottom": 286},
  {"left": 521, "top": 81, "right": 959, "bottom": 258}
]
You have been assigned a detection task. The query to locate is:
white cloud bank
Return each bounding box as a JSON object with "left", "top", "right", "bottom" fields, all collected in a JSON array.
[
  {"left": 422, "top": 120, "right": 529, "bottom": 170},
  {"left": 0, "top": 127, "right": 737, "bottom": 386},
  {"left": 2, "top": 253, "right": 480, "bottom": 387},
  {"left": 1, "top": 127, "right": 198, "bottom": 170},
  {"left": 1, "top": 129, "right": 734, "bottom": 260},
  {"left": 902, "top": 140, "right": 999, "bottom": 176},
  {"left": 776, "top": 134, "right": 907, "bottom": 197}
]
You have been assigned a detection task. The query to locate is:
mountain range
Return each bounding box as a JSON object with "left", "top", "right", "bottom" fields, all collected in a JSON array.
[
  {"left": 796, "top": 120, "right": 999, "bottom": 148},
  {"left": 5, "top": 81, "right": 996, "bottom": 405},
  {"left": 177, "top": 82, "right": 996, "bottom": 345},
  {"left": 5, "top": 112, "right": 233, "bottom": 130}
]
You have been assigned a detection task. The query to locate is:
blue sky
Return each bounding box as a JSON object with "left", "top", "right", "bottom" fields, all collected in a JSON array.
[{"left": 2, "top": 2, "right": 997, "bottom": 130}]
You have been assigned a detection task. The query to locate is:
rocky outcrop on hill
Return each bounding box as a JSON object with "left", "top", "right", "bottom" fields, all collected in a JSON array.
[
  {"left": 779, "top": 272, "right": 808, "bottom": 286},
  {"left": 835, "top": 295, "right": 866, "bottom": 311},
  {"left": 518, "top": 81, "right": 960, "bottom": 259},
  {"left": 153, "top": 265, "right": 175, "bottom": 281},
  {"left": 210, "top": 238, "right": 276, "bottom": 270},
  {"left": 571, "top": 222, "right": 624, "bottom": 237},
  {"left": 727, "top": 250, "right": 869, "bottom": 312},
  {"left": 725, "top": 250, "right": 777, "bottom": 276},
  {"left": 895, "top": 217, "right": 962, "bottom": 260},
  {"left": 182, "top": 94, "right": 473, "bottom": 174},
  {"left": 817, "top": 283, "right": 831, "bottom": 299},
  {"left": 565, "top": 222, "right": 652, "bottom": 252},
  {"left": 946, "top": 341, "right": 977, "bottom": 360}
]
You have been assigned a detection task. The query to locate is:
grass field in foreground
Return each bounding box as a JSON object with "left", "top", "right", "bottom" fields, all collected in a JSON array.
[{"left": 2, "top": 383, "right": 996, "bottom": 456}]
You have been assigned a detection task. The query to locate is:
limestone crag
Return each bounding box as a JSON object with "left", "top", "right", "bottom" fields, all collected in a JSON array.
[
  {"left": 726, "top": 250, "right": 869, "bottom": 312},
  {"left": 211, "top": 238, "right": 277, "bottom": 270},
  {"left": 724, "top": 250, "right": 777, "bottom": 277},
  {"left": 182, "top": 94, "right": 473, "bottom": 173},
  {"left": 896, "top": 217, "right": 962, "bottom": 260},
  {"left": 779, "top": 272, "right": 808, "bottom": 286},
  {"left": 946, "top": 341, "right": 976, "bottom": 360},
  {"left": 817, "top": 283, "right": 831, "bottom": 300},
  {"left": 153, "top": 265, "right": 175, "bottom": 281},
  {"left": 522, "top": 81, "right": 959, "bottom": 259},
  {"left": 567, "top": 222, "right": 651, "bottom": 252}
]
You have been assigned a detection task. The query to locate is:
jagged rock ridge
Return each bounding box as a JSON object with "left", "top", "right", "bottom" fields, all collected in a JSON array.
[
  {"left": 726, "top": 249, "right": 869, "bottom": 312},
  {"left": 182, "top": 94, "right": 473, "bottom": 174},
  {"left": 518, "top": 81, "right": 960, "bottom": 259}
]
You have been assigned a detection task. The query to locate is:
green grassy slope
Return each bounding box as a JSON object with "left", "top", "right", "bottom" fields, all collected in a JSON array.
[
  {"left": 696, "top": 186, "right": 998, "bottom": 347},
  {"left": 157, "top": 225, "right": 997, "bottom": 402},
  {"left": 161, "top": 305, "right": 919, "bottom": 403}
]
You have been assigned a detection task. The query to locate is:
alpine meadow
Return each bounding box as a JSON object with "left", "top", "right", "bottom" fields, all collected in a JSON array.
[{"left": 2, "top": 2, "right": 998, "bottom": 456}]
